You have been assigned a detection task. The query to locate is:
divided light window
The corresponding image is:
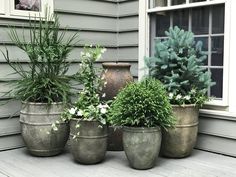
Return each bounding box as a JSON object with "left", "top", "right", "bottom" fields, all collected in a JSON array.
[{"left": 149, "top": 0, "right": 225, "bottom": 100}]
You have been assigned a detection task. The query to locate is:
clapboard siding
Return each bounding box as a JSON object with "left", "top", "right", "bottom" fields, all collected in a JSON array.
[
  {"left": 196, "top": 111, "right": 236, "bottom": 157},
  {"left": 0, "top": 0, "right": 139, "bottom": 151}
]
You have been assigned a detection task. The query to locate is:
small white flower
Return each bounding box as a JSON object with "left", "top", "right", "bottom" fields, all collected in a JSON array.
[
  {"left": 104, "top": 81, "right": 107, "bottom": 86},
  {"left": 77, "top": 110, "right": 83, "bottom": 117},
  {"left": 190, "top": 89, "right": 196, "bottom": 94},
  {"left": 184, "top": 95, "right": 191, "bottom": 100},
  {"left": 101, "top": 48, "right": 107, "bottom": 53},
  {"left": 169, "top": 93, "right": 174, "bottom": 99},
  {"left": 85, "top": 52, "right": 91, "bottom": 58},
  {"left": 97, "top": 54, "right": 102, "bottom": 60},
  {"left": 80, "top": 51, "right": 84, "bottom": 57},
  {"left": 102, "top": 93, "right": 106, "bottom": 98},
  {"left": 176, "top": 94, "right": 182, "bottom": 100},
  {"left": 69, "top": 107, "right": 77, "bottom": 115},
  {"left": 90, "top": 44, "right": 93, "bottom": 48},
  {"left": 100, "top": 108, "right": 107, "bottom": 114}
]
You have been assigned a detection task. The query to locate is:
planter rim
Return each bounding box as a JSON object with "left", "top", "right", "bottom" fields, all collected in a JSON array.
[
  {"left": 123, "top": 126, "right": 161, "bottom": 132},
  {"left": 172, "top": 104, "right": 198, "bottom": 108},
  {"left": 70, "top": 118, "right": 103, "bottom": 123},
  {"left": 102, "top": 62, "right": 131, "bottom": 67},
  {"left": 21, "top": 101, "right": 63, "bottom": 105}
]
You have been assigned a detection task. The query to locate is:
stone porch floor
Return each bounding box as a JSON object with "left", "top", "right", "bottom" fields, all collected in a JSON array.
[{"left": 0, "top": 148, "right": 236, "bottom": 177}]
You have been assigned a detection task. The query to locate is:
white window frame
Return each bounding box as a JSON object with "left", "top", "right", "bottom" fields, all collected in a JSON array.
[
  {"left": 139, "top": 0, "right": 231, "bottom": 108},
  {"left": 0, "top": 0, "right": 54, "bottom": 20},
  {"left": 0, "top": 1, "right": 5, "bottom": 15}
]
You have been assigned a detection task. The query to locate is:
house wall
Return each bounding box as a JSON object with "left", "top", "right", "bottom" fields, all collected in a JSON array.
[{"left": 0, "top": 0, "right": 139, "bottom": 151}]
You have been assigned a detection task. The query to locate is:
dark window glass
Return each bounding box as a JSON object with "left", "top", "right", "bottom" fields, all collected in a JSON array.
[
  {"left": 211, "top": 36, "right": 224, "bottom": 66},
  {"left": 154, "top": 0, "right": 168, "bottom": 7},
  {"left": 190, "top": 0, "right": 206, "bottom": 2},
  {"left": 156, "top": 12, "right": 171, "bottom": 37},
  {"left": 195, "top": 37, "right": 209, "bottom": 65},
  {"left": 192, "top": 6, "right": 209, "bottom": 35},
  {"left": 171, "top": 0, "right": 186, "bottom": 5},
  {"left": 15, "top": 0, "right": 41, "bottom": 11},
  {"left": 212, "top": 4, "right": 225, "bottom": 34},
  {"left": 210, "top": 68, "right": 223, "bottom": 98},
  {"left": 173, "top": 9, "right": 189, "bottom": 31}
]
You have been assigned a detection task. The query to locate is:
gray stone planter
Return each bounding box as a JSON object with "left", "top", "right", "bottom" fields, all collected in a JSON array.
[
  {"left": 123, "top": 126, "right": 162, "bottom": 170},
  {"left": 70, "top": 119, "right": 108, "bottom": 164},
  {"left": 161, "top": 104, "right": 199, "bottom": 158},
  {"left": 20, "top": 102, "right": 69, "bottom": 156}
]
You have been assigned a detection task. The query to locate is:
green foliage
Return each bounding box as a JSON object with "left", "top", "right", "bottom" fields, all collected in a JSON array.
[
  {"left": 1, "top": 11, "right": 79, "bottom": 104},
  {"left": 108, "top": 78, "right": 175, "bottom": 129},
  {"left": 145, "top": 26, "right": 215, "bottom": 106},
  {"left": 61, "top": 45, "right": 108, "bottom": 124}
]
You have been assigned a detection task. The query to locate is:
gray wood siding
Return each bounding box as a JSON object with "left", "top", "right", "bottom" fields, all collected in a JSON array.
[
  {"left": 196, "top": 112, "right": 236, "bottom": 157},
  {"left": 0, "top": 0, "right": 139, "bottom": 150}
]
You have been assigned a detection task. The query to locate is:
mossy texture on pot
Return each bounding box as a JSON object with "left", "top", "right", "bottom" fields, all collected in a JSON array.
[
  {"left": 123, "top": 127, "right": 162, "bottom": 170},
  {"left": 70, "top": 119, "right": 107, "bottom": 164},
  {"left": 145, "top": 26, "right": 215, "bottom": 158},
  {"left": 108, "top": 78, "right": 175, "bottom": 169},
  {"left": 2, "top": 12, "right": 79, "bottom": 157},
  {"left": 20, "top": 102, "right": 69, "bottom": 156},
  {"left": 161, "top": 105, "right": 199, "bottom": 158}
]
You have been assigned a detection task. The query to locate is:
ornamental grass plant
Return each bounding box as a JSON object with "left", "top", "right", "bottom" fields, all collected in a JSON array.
[{"left": 1, "top": 11, "right": 79, "bottom": 104}]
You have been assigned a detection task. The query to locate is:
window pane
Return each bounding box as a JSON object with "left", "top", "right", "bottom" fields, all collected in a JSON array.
[
  {"left": 210, "top": 68, "right": 223, "bottom": 98},
  {"left": 192, "top": 6, "right": 209, "bottom": 35},
  {"left": 211, "top": 36, "right": 224, "bottom": 66},
  {"left": 171, "top": 0, "right": 186, "bottom": 5},
  {"left": 15, "top": 0, "right": 41, "bottom": 11},
  {"left": 154, "top": 0, "right": 168, "bottom": 7},
  {"left": 173, "top": 9, "right": 189, "bottom": 31},
  {"left": 212, "top": 4, "right": 224, "bottom": 34},
  {"left": 156, "top": 12, "right": 171, "bottom": 37},
  {"left": 195, "top": 37, "right": 208, "bottom": 65},
  {"left": 190, "top": 0, "right": 206, "bottom": 2}
]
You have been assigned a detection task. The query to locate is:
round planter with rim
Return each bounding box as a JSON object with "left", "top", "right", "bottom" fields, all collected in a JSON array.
[
  {"left": 123, "top": 126, "right": 162, "bottom": 170},
  {"left": 70, "top": 119, "right": 108, "bottom": 164},
  {"left": 101, "top": 62, "right": 133, "bottom": 101},
  {"left": 20, "top": 102, "right": 69, "bottom": 157},
  {"left": 161, "top": 104, "right": 199, "bottom": 158},
  {"left": 102, "top": 62, "right": 133, "bottom": 151}
]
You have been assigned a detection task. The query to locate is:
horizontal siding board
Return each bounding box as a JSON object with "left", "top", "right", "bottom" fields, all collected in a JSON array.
[
  {"left": 0, "top": 100, "right": 21, "bottom": 118},
  {"left": 0, "top": 117, "right": 20, "bottom": 136},
  {"left": 196, "top": 134, "right": 236, "bottom": 157},
  {"left": 0, "top": 27, "right": 117, "bottom": 46},
  {"left": 118, "top": 16, "right": 138, "bottom": 31},
  {"left": 0, "top": 46, "right": 118, "bottom": 62},
  {"left": 58, "top": 13, "right": 117, "bottom": 31},
  {"left": 118, "top": 47, "right": 138, "bottom": 61},
  {"left": 0, "top": 134, "right": 24, "bottom": 151},
  {"left": 119, "top": 0, "right": 139, "bottom": 16},
  {"left": 118, "top": 31, "right": 138, "bottom": 46},
  {"left": 199, "top": 116, "right": 236, "bottom": 139},
  {"left": 55, "top": 0, "right": 117, "bottom": 17}
]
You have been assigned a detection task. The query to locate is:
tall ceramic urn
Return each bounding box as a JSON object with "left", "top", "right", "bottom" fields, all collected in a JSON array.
[{"left": 102, "top": 62, "right": 133, "bottom": 151}]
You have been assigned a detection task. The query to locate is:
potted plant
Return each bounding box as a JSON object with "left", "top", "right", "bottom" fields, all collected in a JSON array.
[
  {"left": 108, "top": 78, "right": 175, "bottom": 170},
  {"left": 101, "top": 62, "right": 133, "bottom": 151},
  {"left": 145, "top": 26, "right": 215, "bottom": 158},
  {"left": 1, "top": 12, "right": 79, "bottom": 156},
  {"left": 62, "top": 45, "right": 109, "bottom": 164}
]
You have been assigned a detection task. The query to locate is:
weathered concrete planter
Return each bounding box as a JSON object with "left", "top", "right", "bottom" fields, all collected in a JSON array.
[
  {"left": 102, "top": 62, "right": 133, "bottom": 151},
  {"left": 161, "top": 104, "right": 199, "bottom": 158},
  {"left": 70, "top": 119, "right": 108, "bottom": 164},
  {"left": 20, "top": 102, "right": 69, "bottom": 157},
  {"left": 123, "top": 126, "right": 162, "bottom": 170}
]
